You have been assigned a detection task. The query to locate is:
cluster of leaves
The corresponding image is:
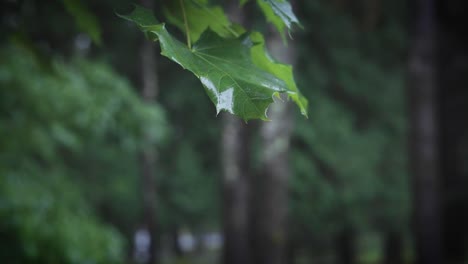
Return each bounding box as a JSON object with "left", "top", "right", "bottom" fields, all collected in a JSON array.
[
  {"left": 118, "top": 0, "right": 307, "bottom": 121},
  {"left": 0, "top": 45, "right": 167, "bottom": 264}
]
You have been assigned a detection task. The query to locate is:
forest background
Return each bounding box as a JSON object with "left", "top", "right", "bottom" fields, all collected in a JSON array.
[{"left": 1, "top": 0, "right": 467, "bottom": 264}]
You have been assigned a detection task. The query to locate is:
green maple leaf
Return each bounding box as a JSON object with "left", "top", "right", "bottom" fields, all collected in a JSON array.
[
  {"left": 243, "top": 0, "right": 301, "bottom": 40},
  {"left": 250, "top": 31, "right": 308, "bottom": 117},
  {"left": 119, "top": 6, "right": 284, "bottom": 120},
  {"left": 164, "top": 0, "right": 238, "bottom": 43},
  {"left": 116, "top": 4, "right": 159, "bottom": 41},
  {"left": 118, "top": 5, "right": 307, "bottom": 120}
]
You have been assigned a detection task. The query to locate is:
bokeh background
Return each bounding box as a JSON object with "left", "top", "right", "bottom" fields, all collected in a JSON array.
[{"left": 1, "top": 0, "right": 467, "bottom": 264}]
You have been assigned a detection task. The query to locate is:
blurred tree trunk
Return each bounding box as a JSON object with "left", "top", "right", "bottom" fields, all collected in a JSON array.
[
  {"left": 221, "top": 115, "right": 252, "bottom": 264},
  {"left": 383, "top": 231, "right": 403, "bottom": 264},
  {"left": 138, "top": 0, "right": 159, "bottom": 263},
  {"left": 170, "top": 227, "right": 182, "bottom": 257},
  {"left": 251, "top": 29, "right": 295, "bottom": 264},
  {"left": 335, "top": 227, "right": 356, "bottom": 264},
  {"left": 408, "top": 0, "right": 442, "bottom": 263},
  {"left": 438, "top": 0, "right": 468, "bottom": 262},
  {"left": 286, "top": 242, "right": 297, "bottom": 264},
  {"left": 221, "top": 2, "right": 252, "bottom": 264},
  {"left": 362, "top": 0, "right": 381, "bottom": 31}
]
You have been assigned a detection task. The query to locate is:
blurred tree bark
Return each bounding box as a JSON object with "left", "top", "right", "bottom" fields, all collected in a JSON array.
[
  {"left": 251, "top": 29, "right": 295, "bottom": 264},
  {"left": 383, "top": 231, "right": 403, "bottom": 264},
  {"left": 438, "top": 0, "right": 468, "bottom": 263},
  {"left": 221, "top": 2, "right": 252, "bottom": 264},
  {"left": 335, "top": 227, "right": 356, "bottom": 264},
  {"left": 138, "top": 0, "right": 159, "bottom": 263},
  {"left": 362, "top": 0, "right": 381, "bottom": 31},
  {"left": 221, "top": 114, "right": 252, "bottom": 264},
  {"left": 408, "top": 0, "right": 442, "bottom": 263}
]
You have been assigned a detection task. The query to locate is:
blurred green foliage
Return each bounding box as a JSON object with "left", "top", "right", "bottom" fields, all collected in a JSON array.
[
  {"left": 289, "top": 0, "right": 409, "bottom": 259},
  {"left": 0, "top": 45, "right": 167, "bottom": 263},
  {"left": 157, "top": 57, "right": 222, "bottom": 232},
  {"left": 62, "top": 0, "right": 102, "bottom": 45}
]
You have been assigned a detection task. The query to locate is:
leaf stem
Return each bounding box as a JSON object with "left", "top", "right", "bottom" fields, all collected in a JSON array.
[{"left": 179, "top": 0, "right": 191, "bottom": 49}]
